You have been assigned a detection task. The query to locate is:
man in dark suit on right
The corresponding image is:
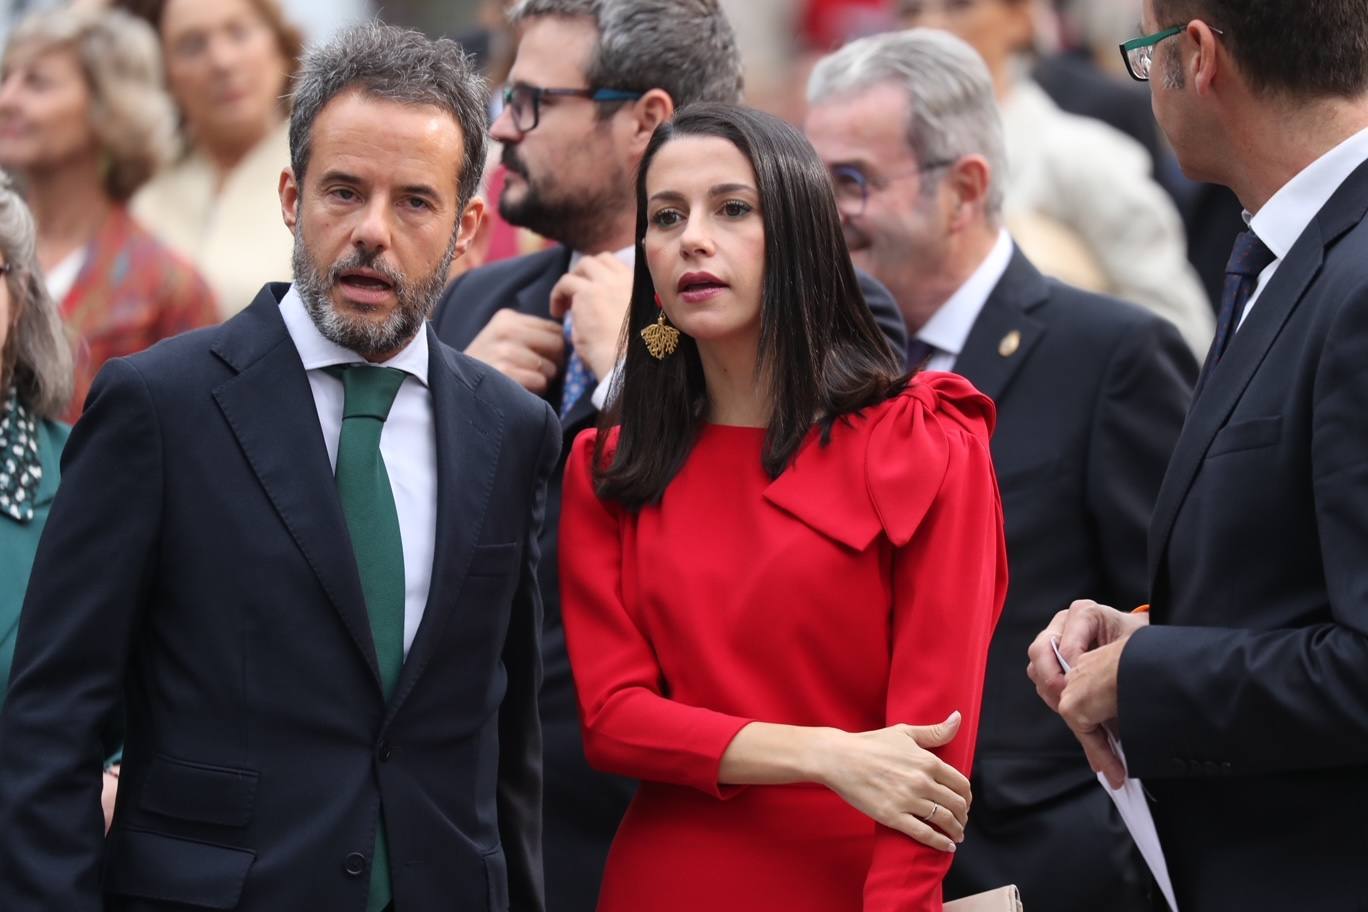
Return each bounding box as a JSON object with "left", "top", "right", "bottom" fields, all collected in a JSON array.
[
  {"left": 807, "top": 28, "right": 1195, "bottom": 911},
  {"left": 1030, "top": 1, "right": 1368, "bottom": 909}
]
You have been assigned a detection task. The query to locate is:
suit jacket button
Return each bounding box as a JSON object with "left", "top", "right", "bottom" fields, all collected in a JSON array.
[
  {"left": 379, "top": 741, "right": 393, "bottom": 762},
  {"left": 344, "top": 852, "right": 367, "bottom": 877}
]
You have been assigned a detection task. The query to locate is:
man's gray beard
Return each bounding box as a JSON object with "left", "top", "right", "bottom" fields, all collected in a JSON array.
[
  {"left": 498, "top": 169, "right": 630, "bottom": 251},
  {"left": 292, "top": 225, "right": 457, "bottom": 359}
]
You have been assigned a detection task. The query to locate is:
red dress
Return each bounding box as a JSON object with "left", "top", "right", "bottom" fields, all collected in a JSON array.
[{"left": 560, "top": 374, "right": 1008, "bottom": 912}]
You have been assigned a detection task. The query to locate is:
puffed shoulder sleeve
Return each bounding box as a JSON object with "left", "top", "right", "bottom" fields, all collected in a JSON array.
[
  {"left": 560, "top": 429, "right": 756, "bottom": 798},
  {"left": 768, "top": 374, "right": 1006, "bottom": 910},
  {"left": 764, "top": 372, "right": 998, "bottom": 551}
]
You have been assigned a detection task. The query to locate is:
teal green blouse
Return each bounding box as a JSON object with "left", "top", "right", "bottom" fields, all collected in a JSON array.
[{"left": 1, "top": 418, "right": 70, "bottom": 702}]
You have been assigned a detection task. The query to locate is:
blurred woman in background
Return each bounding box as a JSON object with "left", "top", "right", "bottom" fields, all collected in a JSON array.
[
  {"left": 0, "top": 172, "right": 70, "bottom": 697},
  {"left": 0, "top": 6, "right": 217, "bottom": 422},
  {"left": 128, "top": 0, "right": 301, "bottom": 315},
  {"left": 0, "top": 176, "right": 121, "bottom": 827}
]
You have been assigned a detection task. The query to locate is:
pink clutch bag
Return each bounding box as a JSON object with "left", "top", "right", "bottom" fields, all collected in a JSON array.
[{"left": 944, "top": 885, "right": 1023, "bottom": 912}]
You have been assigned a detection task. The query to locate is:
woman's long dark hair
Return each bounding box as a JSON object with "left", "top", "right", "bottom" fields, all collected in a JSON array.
[{"left": 594, "top": 103, "right": 904, "bottom": 508}]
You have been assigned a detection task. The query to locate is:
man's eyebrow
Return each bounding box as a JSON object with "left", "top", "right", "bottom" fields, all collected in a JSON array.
[
  {"left": 397, "top": 183, "right": 442, "bottom": 199},
  {"left": 318, "top": 169, "right": 362, "bottom": 185}
]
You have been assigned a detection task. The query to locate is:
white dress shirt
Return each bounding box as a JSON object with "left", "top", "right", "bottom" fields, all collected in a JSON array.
[
  {"left": 279, "top": 285, "right": 437, "bottom": 658},
  {"left": 1241, "top": 126, "right": 1368, "bottom": 328},
  {"left": 915, "top": 229, "right": 1015, "bottom": 373}
]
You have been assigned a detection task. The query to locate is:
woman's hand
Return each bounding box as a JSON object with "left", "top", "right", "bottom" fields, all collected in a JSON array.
[
  {"left": 814, "top": 712, "right": 970, "bottom": 853},
  {"left": 101, "top": 765, "right": 119, "bottom": 834}
]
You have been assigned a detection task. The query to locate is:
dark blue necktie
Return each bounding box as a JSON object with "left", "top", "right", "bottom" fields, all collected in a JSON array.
[
  {"left": 905, "top": 338, "right": 935, "bottom": 372},
  {"left": 1210, "top": 230, "right": 1276, "bottom": 365}
]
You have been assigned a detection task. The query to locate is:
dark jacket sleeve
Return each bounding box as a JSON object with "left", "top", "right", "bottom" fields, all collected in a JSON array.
[
  {"left": 855, "top": 269, "right": 908, "bottom": 357},
  {"left": 1119, "top": 283, "right": 1368, "bottom": 777},
  {"left": 498, "top": 398, "right": 560, "bottom": 912},
  {"left": 0, "top": 359, "right": 163, "bottom": 912},
  {"left": 1086, "top": 314, "right": 1196, "bottom": 605}
]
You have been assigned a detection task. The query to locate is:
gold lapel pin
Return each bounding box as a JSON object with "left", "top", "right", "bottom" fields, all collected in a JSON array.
[{"left": 998, "top": 330, "right": 1022, "bottom": 358}]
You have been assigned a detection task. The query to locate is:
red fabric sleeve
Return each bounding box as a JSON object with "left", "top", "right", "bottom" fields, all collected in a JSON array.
[
  {"left": 861, "top": 384, "right": 1009, "bottom": 910},
  {"left": 560, "top": 430, "right": 756, "bottom": 799}
]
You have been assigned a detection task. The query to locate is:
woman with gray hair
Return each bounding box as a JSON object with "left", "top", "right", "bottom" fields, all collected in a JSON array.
[
  {"left": 0, "top": 171, "right": 69, "bottom": 660},
  {"left": 0, "top": 5, "right": 217, "bottom": 422},
  {"left": 0, "top": 175, "right": 121, "bottom": 829}
]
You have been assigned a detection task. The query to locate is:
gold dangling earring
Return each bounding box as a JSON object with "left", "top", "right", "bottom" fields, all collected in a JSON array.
[{"left": 641, "top": 293, "right": 680, "bottom": 360}]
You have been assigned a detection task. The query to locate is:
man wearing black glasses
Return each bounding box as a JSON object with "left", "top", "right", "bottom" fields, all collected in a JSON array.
[
  {"left": 1031, "top": 1, "right": 1368, "bottom": 909},
  {"left": 808, "top": 28, "right": 1196, "bottom": 911},
  {"left": 429, "top": 4, "right": 903, "bottom": 911}
]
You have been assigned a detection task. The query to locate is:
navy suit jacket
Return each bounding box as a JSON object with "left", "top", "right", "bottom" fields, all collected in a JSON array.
[
  {"left": 942, "top": 250, "right": 1195, "bottom": 910},
  {"left": 431, "top": 247, "right": 905, "bottom": 912},
  {"left": 0, "top": 285, "right": 558, "bottom": 912},
  {"left": 1119, "top": 158, "right": 1368, "bottom": 910}
]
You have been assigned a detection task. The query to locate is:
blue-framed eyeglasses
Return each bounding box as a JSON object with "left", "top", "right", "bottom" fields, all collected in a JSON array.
[
  {"left": 1119, "top": 23, "right": 1224, "bottom": 82},
  {"left": 501, "top": 82, "right": 643, "bottom": 132}
]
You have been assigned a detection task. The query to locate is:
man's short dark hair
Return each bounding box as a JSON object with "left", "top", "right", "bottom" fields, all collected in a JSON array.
[
  {"left": 1153, "top": 0, "right": 1368, "bottom": 98},
  {"left": 509, "top": 0, "right": 743, "bottom": 109},
  {"left": 289, "top": 22, "right": 489, "bottom": 210}
]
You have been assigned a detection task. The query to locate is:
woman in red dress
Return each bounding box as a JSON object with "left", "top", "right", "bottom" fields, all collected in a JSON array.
[{"left": 559, "top": 104, "right": 1008, "bottom": 911}]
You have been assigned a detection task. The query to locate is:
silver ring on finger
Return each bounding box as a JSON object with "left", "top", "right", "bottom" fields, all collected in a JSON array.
[{"left": 920, "top": 802, "right": 940, "bottom": 823}]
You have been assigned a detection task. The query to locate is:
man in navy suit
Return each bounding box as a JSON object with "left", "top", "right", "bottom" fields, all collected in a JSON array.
[
  {"left": 806, "top": 29, "right": 1195, "bottom": 911},
  {"left": 0, "top": 23, "right": 555, "bottom": 912},
  {"left": 430, "top": 4, "right": 904, "bottom": 910},
  {"left": 1030, "top": 1, "right": 1368, "bottom": 908}
]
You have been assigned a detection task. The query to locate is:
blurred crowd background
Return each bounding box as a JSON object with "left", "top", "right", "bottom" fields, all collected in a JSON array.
[{"left": 0, "top": 0, "right": 1239, "bottom": 383}]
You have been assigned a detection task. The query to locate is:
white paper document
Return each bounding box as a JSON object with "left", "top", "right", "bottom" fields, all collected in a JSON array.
[{"left": 1051, "top": 637, "right": 1179, "bottom": 912}]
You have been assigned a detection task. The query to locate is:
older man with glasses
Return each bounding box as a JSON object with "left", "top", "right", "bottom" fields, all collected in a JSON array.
[{"left": 897, "top": 0, "right": 1216, "bottom": 358}]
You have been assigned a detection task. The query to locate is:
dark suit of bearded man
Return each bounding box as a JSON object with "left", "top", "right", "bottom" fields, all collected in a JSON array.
[{"left": 0, "top": 282, "right": 558, "bottom": 911}]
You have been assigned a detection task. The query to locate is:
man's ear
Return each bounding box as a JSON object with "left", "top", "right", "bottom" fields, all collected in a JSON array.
[
  {"left": 946, "top": 154, "right": 992, "bottom": 231},
  {"left": 279, "top": 167, "right": 300, "bottom": 232},
  {"left": 625, "top": 88, "right": 675, "bottom": 156},
  {"left": 453, "top": 197, "right": 488, "bottom": 261},
  {"left": 1189, "top": 20, "right": 1223, "bottom": 97}
]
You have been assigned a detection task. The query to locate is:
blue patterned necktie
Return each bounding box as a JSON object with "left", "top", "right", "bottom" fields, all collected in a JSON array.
[
  {"left": 560, "top": 312, "right": 594, "bottom": 418},
  {"left": 1211, "top": 230, "right": 1276, "bottom": 364}
]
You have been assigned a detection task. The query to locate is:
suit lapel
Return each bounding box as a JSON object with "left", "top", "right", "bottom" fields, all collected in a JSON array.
[
  {"left": 951, "top": 249, "right": 1048, "bottom": 402},
  {"left": 514, "top": 246, "right": 572, "bottom": 319},
  {"left": 1146, "top": 233, "right": 1322, "bottom": 597},
  {"left": 211, "top": 286, "right": 382, "bottom": 690},
  {"left": 386, "top": 331, "right": 504, "bottom": 717},
  {"left": 1147, "top": 159, "right": 1368, "bottom": 595}
]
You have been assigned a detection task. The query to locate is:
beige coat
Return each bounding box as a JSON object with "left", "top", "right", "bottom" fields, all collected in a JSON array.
[
  {"left": 1000, "top": 79, "right": 1214, "bottom": 356},
  {"left": 132, "top": 121, "right": 294, "bottom": 319}
]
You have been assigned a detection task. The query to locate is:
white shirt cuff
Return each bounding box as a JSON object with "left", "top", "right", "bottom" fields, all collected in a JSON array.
[{"left": 590, "top": 364, "right": 620, "bottom": 411}]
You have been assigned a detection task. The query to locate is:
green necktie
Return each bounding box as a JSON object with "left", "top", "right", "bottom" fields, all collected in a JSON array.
[{"left": 327, "top": 364, "right": 407, "bottom": 912}]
